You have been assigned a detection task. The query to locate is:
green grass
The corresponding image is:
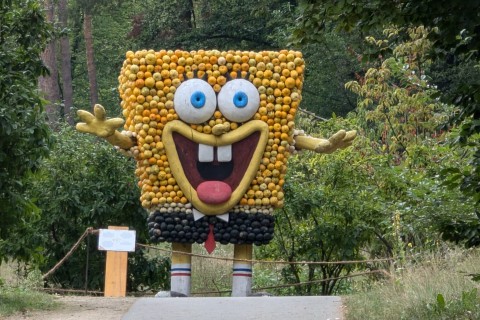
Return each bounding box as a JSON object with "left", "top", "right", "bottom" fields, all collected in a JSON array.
[
  {"left": 0, "top": 264, "right": 58, "bottom": 317},
  {"left": 344, "top": 247, "right": 480, "bottom": 320},
  {"left": 0, "top": 286, "right": 58, "bottom": 317}
]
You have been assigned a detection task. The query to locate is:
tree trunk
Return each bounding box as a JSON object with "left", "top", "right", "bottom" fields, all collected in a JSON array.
[
  {"left": 39, "top": 0, "right": 61, "bottom": 130},
  {"left": 181, "top": 0, "right": 194, "bottom": 29},
  {"left": 58, "top": 0, "right": 74, "bottom": 125},
  {"left": 83, "top": 11, "right": 98, "bottom": 107}
]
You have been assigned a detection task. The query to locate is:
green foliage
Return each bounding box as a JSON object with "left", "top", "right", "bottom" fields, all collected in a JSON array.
[
  {"left": 11, "top": 126, "right": 169, "bottom": 291},
  {"left": 0, "top": 286, "right": 57, "bottom": 317},
  {"left": 258, "top": 24, "right": 478, "bottom": 295},
  {"left": 293, "top": 0, "right": 480, "bottom": 206},
  {"left": 0, "top": 0, "right": 53, "bottom": 249},
  {"left": 410, "top": 289, "right": 480, "bottom": 320},
  {"left": 345, "top": 248, "right": 480, "bottom": 320},
  {"left": 258, "top": 116, "right": 377, "bottom": 295},
  {"left": 294, "top": 0, "right": 480, "bottom": 52},
  {"left": 0, "top": 267, "right": 57, "bottom": 317},
  {"left": 130, "top": 0, "right": 297, "bottom": 51},
  {"left": 343, "top": 26, "right": 479, "bottom": 249},
  {"left": 268, "top": 113, "right": 475, "bottom": 291},
  {"left": 345, "top": 26, "right": 447, "bottom": 156},
  {"left": 436, "top": 201, "right": 480, "bottom": 248},
  {"left": 300, "top": 34, "right": 360, "bottom": 117}
]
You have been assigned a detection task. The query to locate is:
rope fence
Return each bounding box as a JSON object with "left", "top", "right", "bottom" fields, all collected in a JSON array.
[
  {"left": 40, "top": 287, "right": 104, "bottom": 296},
  {"left": 189, "top": 270, "right": 390, "bottom": 296},
  {"left": 137, "top": 243, "right": 394, "bottom": 266},
  {"left": 41, "top": 227, "right": 393, "bottom": 294},
  {"left": 42, "top": 227, "right": 94, "bottom": 280},
  {"left": 39, "top": 271, "right": 389, "bottom": 297}
]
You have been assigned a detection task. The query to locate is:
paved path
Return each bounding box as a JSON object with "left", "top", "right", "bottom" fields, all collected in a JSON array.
[{"left": 122, "top": 296, "right": 344, "bottom": 320}]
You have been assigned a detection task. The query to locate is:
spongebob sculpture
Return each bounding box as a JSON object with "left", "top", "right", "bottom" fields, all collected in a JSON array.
[{"left": 76, "top": 49, "right": 356, "bottom": 297}]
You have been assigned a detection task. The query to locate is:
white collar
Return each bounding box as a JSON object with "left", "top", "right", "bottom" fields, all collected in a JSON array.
[{"left": 193, "top": 208, "right": 229, "bottom": 222}]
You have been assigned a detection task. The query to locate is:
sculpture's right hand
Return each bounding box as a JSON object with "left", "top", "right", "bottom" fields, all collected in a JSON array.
[{"left": 76, "top": 104, "right": 125, "bottom": 138}]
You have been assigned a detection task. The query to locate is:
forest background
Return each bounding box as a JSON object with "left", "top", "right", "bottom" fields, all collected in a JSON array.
[{"left": 1, "top": 0, "right": 479, "bottom": 304}]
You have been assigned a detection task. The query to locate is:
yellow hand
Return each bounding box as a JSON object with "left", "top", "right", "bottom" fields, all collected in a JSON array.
[
  {"left": 76, "top": 104, "right": 125, "bottom": 138},
  {"left": 76, "top": 104, "right": 134, "bottom": 149},
  {"left": 294, "top": 130, "right": 357, "bottom": 154}
]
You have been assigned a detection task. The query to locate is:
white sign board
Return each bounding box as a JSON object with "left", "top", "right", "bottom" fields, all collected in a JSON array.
[{"left": 98, "top": 229, "right": 136, "bottom": 252}]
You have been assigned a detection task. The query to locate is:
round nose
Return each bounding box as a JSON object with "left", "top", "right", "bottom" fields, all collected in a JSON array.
[{"left": 212, "top": 123, "right": 230, "bottom": 136}]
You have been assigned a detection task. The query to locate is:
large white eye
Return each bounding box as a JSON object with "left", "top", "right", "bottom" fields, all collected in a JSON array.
[
  {"left": 174, "top": 79, "right": 216, "bottom": 124},
  {"left": 217, "top": 79, "right": 260, "bottom": 123}
]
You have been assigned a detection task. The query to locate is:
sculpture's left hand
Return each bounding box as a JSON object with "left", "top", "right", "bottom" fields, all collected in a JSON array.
[{"left": 294, "top": 130, "right": 357, "bottom": 154}]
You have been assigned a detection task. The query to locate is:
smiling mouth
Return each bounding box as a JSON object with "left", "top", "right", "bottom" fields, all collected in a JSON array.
[
  {"left": 163, "top": 120, "right": 268, "bottom": 215},
  {"left": 173, "top": 132, "right": 259, "bottom": 189}
]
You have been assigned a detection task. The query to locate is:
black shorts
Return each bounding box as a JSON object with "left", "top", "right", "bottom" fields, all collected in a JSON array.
[{"left": 147, "top": 210, "right": 275, "bottom": 246}]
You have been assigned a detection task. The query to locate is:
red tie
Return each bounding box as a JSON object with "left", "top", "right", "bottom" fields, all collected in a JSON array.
[{"left": 204, "top": 224, "right": 216, "bottom": 254}]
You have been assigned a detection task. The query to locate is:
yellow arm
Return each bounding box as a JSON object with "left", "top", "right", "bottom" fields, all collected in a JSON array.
[
  {"left": 294, "top": 129, "right": 357, "bottom": 153},
  {"left": 76, "top": 104, "right": 134, "bottom": 150}
]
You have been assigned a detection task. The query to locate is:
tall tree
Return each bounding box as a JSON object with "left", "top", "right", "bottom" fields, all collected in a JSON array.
[
  {"left": 75, "top": 0, "right": 116, "bottom": 108},
  {"left": 58, "top": 0, "right": 74, "bottom": 125},
  {"left": 38, "top": 0, "right": 61, "bottom": 129},
  {"left": 0, "top": 0, "right": 53, "bottom": 259},
  {"left": 83, "top": 6, "right": 99, "bottom": 107}
]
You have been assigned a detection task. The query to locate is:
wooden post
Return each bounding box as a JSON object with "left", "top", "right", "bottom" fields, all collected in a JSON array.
[{"left": 104, "top": 226, "right": 129, "bottom": 297}]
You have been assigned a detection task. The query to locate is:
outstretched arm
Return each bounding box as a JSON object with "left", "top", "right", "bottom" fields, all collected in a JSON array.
[
  {"left": 76, "top": 104, "right": 134, "bottom": 150},
  {"left": 294, "top": 129, "right": 357, "bottom": 154}
]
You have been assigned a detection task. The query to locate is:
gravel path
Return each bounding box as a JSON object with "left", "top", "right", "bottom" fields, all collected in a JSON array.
[{"left": 3, "top": 295, "right": 138, "bottom": 320}]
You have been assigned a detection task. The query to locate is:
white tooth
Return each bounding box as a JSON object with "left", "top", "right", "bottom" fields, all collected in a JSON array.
[
  {"left": 198, "top": 144, "right": 214, "bottom": 162},
  {"left": 217, "top": 144, "right": 232, "bottom": 162}
]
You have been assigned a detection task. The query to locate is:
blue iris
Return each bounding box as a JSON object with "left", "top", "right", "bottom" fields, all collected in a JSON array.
[
  {"left": 190, "top": 91, "right": 206, "bottom": 108},
  {"left": 233, "top": 91, "right": 248, "bottom": 108}
]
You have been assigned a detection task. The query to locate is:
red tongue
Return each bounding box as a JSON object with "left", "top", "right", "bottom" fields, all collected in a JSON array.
[
  {"left": 197, "top": 181, "right": 232, "bottom": 204},
  {"left": 205, "top": 224, "right": 216, "bottom": 254}
]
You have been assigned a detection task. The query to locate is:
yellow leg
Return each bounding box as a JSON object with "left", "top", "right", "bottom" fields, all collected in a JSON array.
[
  {"left": 171, "top": 242, "right": 192, "bottom": 296},
  {"left": 232, "top": 244, "right": 253, "bottom": 297}
]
